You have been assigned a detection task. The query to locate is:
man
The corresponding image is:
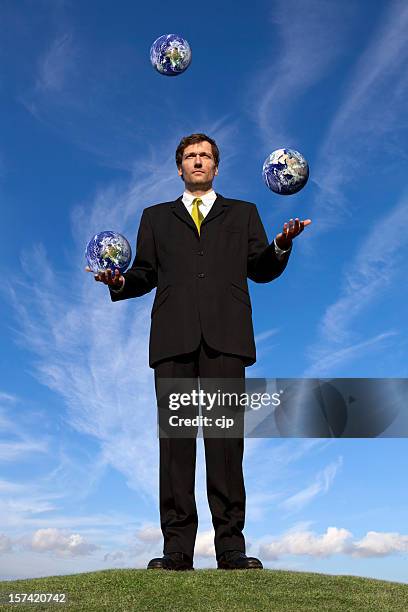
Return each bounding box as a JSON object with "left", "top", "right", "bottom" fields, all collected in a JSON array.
[{"left": 87, "top": 133, "right": 311, "bottom": 571}]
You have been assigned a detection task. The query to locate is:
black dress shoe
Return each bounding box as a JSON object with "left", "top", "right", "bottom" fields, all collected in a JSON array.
[
  {"left": 217, "top": 550, "right": 263, "bottom": 570},
  {"left": 147, "top": 552, "right": 194, "bottom": 571}
]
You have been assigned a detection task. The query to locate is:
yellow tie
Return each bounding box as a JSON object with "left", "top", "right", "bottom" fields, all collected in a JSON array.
[{"left": 191, "top": 197, "right": 204, "bottom": 235}]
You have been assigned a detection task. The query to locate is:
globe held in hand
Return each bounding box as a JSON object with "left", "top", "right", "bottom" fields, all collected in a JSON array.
[{"left": 85, "top": 231, "right": 132, "bottom": 275}]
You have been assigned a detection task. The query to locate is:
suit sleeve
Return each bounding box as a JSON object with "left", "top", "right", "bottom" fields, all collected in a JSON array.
[
  {"left": 109, "top": 209, "right": 158, "bottom": 302},
  {"left": 247, "top": 204, "right": 292, "bottom": 283}
]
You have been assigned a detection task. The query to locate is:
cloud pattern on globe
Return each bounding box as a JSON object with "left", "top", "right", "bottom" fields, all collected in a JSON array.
[
  {"left": 150, "top": 34, "right": 192, "bottom": 76},
  {"left": 86, "top": 231, "right": 132, "bottom": 275},
  {"left": 263, "top": 148, "right": 309, "bottom": 195}
]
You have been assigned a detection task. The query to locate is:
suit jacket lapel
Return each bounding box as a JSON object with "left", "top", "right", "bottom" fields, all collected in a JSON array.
[
  {"left": 201, "top": 193, "right": 228, "bottom": 227},
  {"left": 170, "top": 196, "right": 197, "bottom": 232}
]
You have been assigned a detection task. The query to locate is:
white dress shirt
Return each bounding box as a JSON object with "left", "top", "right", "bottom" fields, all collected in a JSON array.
[{"left": 111, "top": 190, "right": 290, "bottom": 292}]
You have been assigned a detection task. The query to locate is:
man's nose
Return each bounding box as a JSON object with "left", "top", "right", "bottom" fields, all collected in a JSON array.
[{"left": 194, "top": 155, "right": 203, "bottom": 166}]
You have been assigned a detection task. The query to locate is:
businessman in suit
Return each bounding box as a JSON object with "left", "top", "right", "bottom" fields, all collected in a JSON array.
[{"left": 88, "top": 133, "right": 311, "bottom": 571}]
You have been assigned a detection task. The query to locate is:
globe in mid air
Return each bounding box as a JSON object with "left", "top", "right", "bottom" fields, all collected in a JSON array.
[
  {"left": 150, "top": 34, "right": 192, "bottom": 76},
  {"left": 263, "top": 148, "right": 309, "bottom": 195},
  {"left": 85, "top": 231, "right": 132, "bottom": 275}
]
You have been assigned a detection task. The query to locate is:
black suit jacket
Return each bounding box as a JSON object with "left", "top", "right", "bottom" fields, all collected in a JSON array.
[{"left": 109, "top": 193, "right": 292, "bottom": 368}]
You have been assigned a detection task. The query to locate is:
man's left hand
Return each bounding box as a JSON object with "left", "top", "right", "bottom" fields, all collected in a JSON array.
[{"left": 275, "top": 218, "right": 312, "bottom": 250}]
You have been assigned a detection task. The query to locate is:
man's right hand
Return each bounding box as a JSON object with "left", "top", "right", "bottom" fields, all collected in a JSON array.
[{"left": 85, "top": 266, "right": 124, "bottom": 289}]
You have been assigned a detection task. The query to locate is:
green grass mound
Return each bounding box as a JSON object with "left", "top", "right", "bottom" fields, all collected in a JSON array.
[{"left": 1, "top": 568, "right": 407, "bottom": 611}]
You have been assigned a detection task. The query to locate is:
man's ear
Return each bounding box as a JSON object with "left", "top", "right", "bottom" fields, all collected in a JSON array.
[{"left": 214, "top": 166, "right": 218, "bottom": 176}]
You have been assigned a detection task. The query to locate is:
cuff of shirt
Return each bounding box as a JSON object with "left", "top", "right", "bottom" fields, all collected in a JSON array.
[
  {"left": 110, "top": 277, "right": 126, "bottom": 293},
  {"left": 273, "top": 239, "right": 291, "bottom": 259}
]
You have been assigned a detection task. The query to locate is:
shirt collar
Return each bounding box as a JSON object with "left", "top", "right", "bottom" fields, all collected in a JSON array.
[{"left": 182, "top": 189, "right": 217, "bottom": 207}]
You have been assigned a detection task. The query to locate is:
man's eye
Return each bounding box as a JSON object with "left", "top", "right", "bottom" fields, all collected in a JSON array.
[{"left": 186, "top": 154, "right": 211, "bottom": 158}]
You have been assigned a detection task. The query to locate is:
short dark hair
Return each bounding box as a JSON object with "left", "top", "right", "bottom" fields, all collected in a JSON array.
[{"left": 175, "top": 133, "right": 220, "bottom": 169}]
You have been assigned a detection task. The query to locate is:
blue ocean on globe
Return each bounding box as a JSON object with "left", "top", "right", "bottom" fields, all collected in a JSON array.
[
  {"left": 85, "top": 231, "right": 132, "bottom": 275},
  {"left": 150, "top": 34, "right": 192, "bottom": 76},
  {"left": 262, "top": 148, "right": 309, "bottom": 195}
]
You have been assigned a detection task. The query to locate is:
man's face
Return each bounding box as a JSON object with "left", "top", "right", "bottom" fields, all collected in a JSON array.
[{"left": 178, "top": 141, "right": 218, "bottom": 186}]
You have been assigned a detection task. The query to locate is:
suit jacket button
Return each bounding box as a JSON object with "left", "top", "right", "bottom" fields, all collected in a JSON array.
[
  {"left": 198, "top": 250, "right": 204, "bottom": 256},
  {"left": 198, "top": 273, "right": 205, "bottom": 278}
]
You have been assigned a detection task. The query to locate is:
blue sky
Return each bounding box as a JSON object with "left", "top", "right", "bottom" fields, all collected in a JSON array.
[{"left": 1, "top": 0, "right": 408, "bottom": 584}]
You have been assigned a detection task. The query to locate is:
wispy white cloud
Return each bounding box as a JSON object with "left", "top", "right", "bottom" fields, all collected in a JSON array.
[
  {"left": 0, "top": 401, "right": 111, "bottom": 530},
  {"left": 0, "top": 480, "right": 27, "bottom": 494},
  {"left": 304, "top": 332, "right": 398, "bottom": 377},
  {"left": 254, "top": 328, "right": 279, "bottom": 344},
  {"left": 259, "top": 526, "right": 408, "bottom": 559},
  {"left": 0, "top": 508, "right": 164, "bottom": 574},
  {"left": 35, "top": 32, "right": 77, "bottom": 93},
  {"left": 0, "top": 496, "right": 149, "bottom": 547},
  {"left": 324, "top": 1, "right": 408, "bottom": 147},
  {"left": 8, "top": 244, "right": 157, "bottom": 498},
  {"left": 247, "top": 438, "right": 332, "bottom": 478},
  {"left": 0, "top": 534, "right": 13, "bottom": 554},
  {"left": 260, "top": 526, "right": 352, "bottom": 559},
  {"left": 101, "top": 522, "right": 162, "bottom": 565},
  {"left": 245, "top": 490, "right": 282, "bottom": 523},
  {"left": 0, "top": 439, "right": 49, "bottom": 462},
  {"left": 255, "top": 328, "right": 279, "bottom": 345},
  {"left": 312, "top": 0, "right": 408, "bottom": 234},
  {"left": 245, "top": 439, "right": 334, "bottom": 520},
  {"left": 318, "top": 196, "right": 408, "bottom": 344},
  {"left": 280, "top": 456, "right": 343, "bottom": 512},
  {"left": 352, "top": 531, "right": 408, "bottom": 558},
  {"left": 134, "top": 524, "right": 162, "bottom": 543},
  {"left": 194, "top": 530, "right": 216, "bottom": 558},
  {"left": 0, "top": 493, "right": 61, "bottom": 523},
  {"left": 0, "top": 391, "right": 17, "bottom": 403},
  {"left": 247, "top": 0, "right": 354, "bottom": 147},
  {"left": 122, "top": 524, "right": 219, "bottom": 561},
  {"left": 248, "top": 328, "right": 281, "bottom": 374},
  {"left": 18, "top": 26, "right": 145, "bottom": 169},
  {"left": 249, "top": 1, "right": 408, "bottom": 377},
  {"left": 27, "top": 527, "right": 98, "bottom": 557},
  {"left": 0, "top": 394, "right": 51, "bottom": 461},
  {"left": 304, "top": 193, "right": 408, "bottom": 375},
  {"left": 103, "top": 550, "right": 125, "bottom": 563}
]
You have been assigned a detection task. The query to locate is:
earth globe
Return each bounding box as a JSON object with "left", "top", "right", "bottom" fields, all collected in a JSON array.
[
  {"left": 85, "top": 231, "right": 132, "bottom": 275},
  {"left": 262, "top": 148, "right": 309, "bottom": 195},
  {"left": 150, "top": 34, "right": 192, "bottom": 76}
]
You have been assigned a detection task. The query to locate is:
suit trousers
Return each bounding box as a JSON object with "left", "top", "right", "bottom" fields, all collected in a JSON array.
[{"left": 153, "top": 335, "right": 246, "bottom": 561}]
